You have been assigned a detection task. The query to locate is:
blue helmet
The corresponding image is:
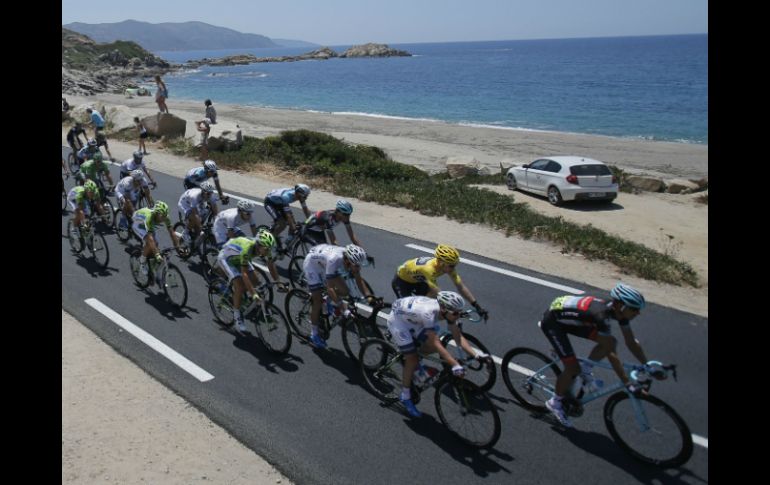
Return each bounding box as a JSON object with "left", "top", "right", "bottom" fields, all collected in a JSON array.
[
  {"left": 610, "top": 283, "right": 645, "bottom": 310},
  {"left": 335, "top": 199, "right": 353, "bottom": 215}
]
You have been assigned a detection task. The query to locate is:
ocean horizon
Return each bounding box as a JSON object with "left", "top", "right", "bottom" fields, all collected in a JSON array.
[{"left": 153, "top": 34, "right": 708, "bottom": 145}]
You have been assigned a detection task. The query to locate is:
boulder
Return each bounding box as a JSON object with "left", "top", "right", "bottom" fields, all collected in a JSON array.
[
  {"left": 689, "top": 177, "right": 708, "bottom": 191},
  {"left": 666, "top": 178, "right": 699, "bottom": 194},
  {"left": 445, "top": 156, "right": 482, "bottom": 178},
  {"left": 208, "top": 120, "right": 243, "bottom": 151},
  {"left": 626, "top": 175, "right": 665, "bottom": 193},
  {"left": 143, "top": 113, "right": 186, "bottom": 138},
  {"left": 105, "top": 105, "right": 137, "bottom": 133}
]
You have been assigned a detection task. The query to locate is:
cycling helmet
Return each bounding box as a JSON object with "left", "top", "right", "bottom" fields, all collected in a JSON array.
[
  {"left": 237, "top": 200, "right": 254, "bottom": 213},
  {"left": 153, "top": 200, "right": 169, "bottom": 218},
  {"left": 435, "top": 244, "right": 460, "bottom": 265},
  {"left": 204, "top": 160, "right": 217, "bottom": 172},
  {"left": 83, "top": 180, "right": 98, "bottom": 193},
  {"left": 610, "top": 283, "right": 646, "bottom": 310},
  {"left": 294, "top": 184, "right": 311, "bottom": 197},
  {"left": 87, "top": 138, "right": 97, "bottom": 147},
  {"left": 335, "top": 199, "right": 353, "bottom": 215},
  {"left": 256, "top": 229, "right": 276, "bottom": 248},
  {"left": 199, "top": 181, "right": 215, "bottom": 194},
  {"left": 343, "top": 244, "right": 367, "bottom": 266},
  {"left": 437, "top": 291, "right": 465, "bottom": 312},
  {"left": 130, "top": 169, "right": 144, "bottom": 181},
  {"left": 133, "top": 150, "right": 144, "bottom": 159},
  {"left": 92, "top": 151, "right": 103, "bottom": 162}
]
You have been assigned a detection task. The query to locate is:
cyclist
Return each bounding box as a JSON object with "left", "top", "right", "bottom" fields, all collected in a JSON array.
[
  {"left": 392, "top": 244, "right": 491, "bottom": 365},
  {"left": 263, "top": 184, "right": 312, "bottom": 252},
  {"left": 212, "top": 200, "right": 259, "bottom": 248},
  {"left": 215, "top": 230, "right": 288, "bottom": 333},
  {"left": 386, "top": 291, "right": 468, "bottom": 418},
  {"left": 67, "top": 180, "right": 107, "bottom": 244},
  {"left": 540, "top": 283, "right": 659, "bottom": 428},
  {"left": 184, "top": 159, "right": 229, "bottom": 203},
  {"left": 119, "top": 151, "right": 157, "bottom": 187},
  {"left": 177, "top": 181, "right": 219, "bottom": 246},
  {"left": 301, "top": 243, "right": 373, "bottom": 349},
  {"left": 303, "top": 199, "right": 364, "bottom": 248},
  {"left": 66, "top": 122, "right": 87, "bottom": 154},
  {"left": 75, "top": 139, "right": 100, "bottom": 167},
  {"left": 131, "top": 201, "right": 181, "bottom": 284},
  {"left": 61, "top": 157, "right": 70, "bottom": 198},
  {"left": 76, "top": 151, "right": 114, "bottom": 189},
  {"left": 115, "top": 170, "right": 154, "bottom": 227}
]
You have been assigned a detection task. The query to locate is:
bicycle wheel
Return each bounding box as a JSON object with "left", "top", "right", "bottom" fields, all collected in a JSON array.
[
  {"left": 173, "top": 222, "right": 193, "bottom": 260},
  {"left": 66, "top": 220, "right": 84, "bottom": 253},
  {"left": 440, "top": 331, "right": 496, "bottom": 392},
  {"left": 358, "top": 338, "right": 404, "bottom": 404},
  {"left": 284, "top": 288, "right": 313, "bottom": 339},
  {"left": 252, "top": 265, "right": 274, "bottom": 305},
  {"left": 98, "top": 199, "right": 115, "bottom": 228},
  {"left": 208, "top": 277, "right": 234, "bottom": 327},
  {"left": 113, "top": 209, "right": 132, "bottom": 242},
  {"left": 291, "top": 235, "right": 314, "bottom": 260},
  {"left": 287, "top": 255, "right": 306, "bottom": 288},
  {"left": 603, "top": 392, "right": 693, "bottom": 468},
  {"left": 67, "top": 152, "right": 79, "bottom": 174},
  {"left": 163, "top": 263, "right": 188, "bottom": 308},
  {"left": 201, "top": 236, "right": 220, "bottom": 283},
  {"left": 129, "top": 250, "right": 151, "bottom": 288},
  {"left": 88, "top": 231, "right": 110, "bottom": 269},
  {"left": 434, "top": 378, "right": 501, "bottom": 449},
  {"left": 253, "top": 302, "right": 292, "bottom": 355},
  {"left": 62, "top": 191, "right": 68, "bottom": 212},
  {"left": 341, "top": 307, "right": 387, "bottom": 363},
  {"left": 501, "top": 347, "right": 561, "bottom": 411}
]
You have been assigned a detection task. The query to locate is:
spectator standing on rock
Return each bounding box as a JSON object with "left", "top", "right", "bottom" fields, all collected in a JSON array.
[
  {"left": 155, "top": 75, "right": 169, "bottom": 113},
  {"left": 204, "top": 99, "right": 217, "bottom": 124},
  {"left": 134, "top": 117, "right": 149, "bottom": 155},
  {"left": 85, "top": 107, "right": 105, "bottom": 139},
  {"left": 196, "top": 118, "right": 211, "bottom": 161}
]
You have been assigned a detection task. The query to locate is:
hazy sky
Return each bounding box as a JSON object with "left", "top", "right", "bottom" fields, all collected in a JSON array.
[{"left": 61, "top": 0, "right": 708, "bottom": 46}]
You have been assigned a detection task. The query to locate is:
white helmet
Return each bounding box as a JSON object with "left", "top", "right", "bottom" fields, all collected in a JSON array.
[
  {"left": 199, "top": 181, "right": 215, "bottom": 194},
  {"left": 294, "top": 184, "right": 311, "bottom": 197},
  {"left": 437, "top": 291, "right": 465, "bottom": 312},
  {"left": 204, "top": 160, "right": 217, "bottom": 171},
  {"left": 133, "top": 150, "right": 144, "bottom": 159},
  {"left": 343, "top": 244, "right": 367, "bottom": 266},
  {"left": 130, "top": 169, "right": 144, "bottom": 181},
  {"left": 237, "top": 200, "right": 254, "bottom": 213}
]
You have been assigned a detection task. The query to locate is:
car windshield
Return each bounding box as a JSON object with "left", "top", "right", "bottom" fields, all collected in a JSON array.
[{"left": 570, "top": 164, "right": 611, "bottom": 176}]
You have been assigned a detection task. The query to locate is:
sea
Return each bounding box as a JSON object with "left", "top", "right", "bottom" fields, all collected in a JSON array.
[{"left": 153, "top": 34, "right": 708, "bottom": 145}]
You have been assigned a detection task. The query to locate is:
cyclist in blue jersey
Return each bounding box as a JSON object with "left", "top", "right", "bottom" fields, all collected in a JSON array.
[
  {"left": 263, "top": 184, "right": 312, "bottom": 251},
  {"left": 183, "top": 159, "right": 229, "bottom": 204}
]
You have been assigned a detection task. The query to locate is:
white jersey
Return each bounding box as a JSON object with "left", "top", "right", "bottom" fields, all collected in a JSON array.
[
  {"left": 178, "top": 188, "right": 206, "bottom": 212},
  {"left": 213, "top": 207, "right": 256, "bottom": 243},
  {"left": 304, "top": 244, "right": 347, "bottom": 277},
  {"left": 387, "top": 296, "right": 442, "bottom": 351},
  {"left": 115, "top": 176, "right": 147, "bottom": 201},
  {"left": 120, "top": 157, "right": 147, "bottom": 174}
]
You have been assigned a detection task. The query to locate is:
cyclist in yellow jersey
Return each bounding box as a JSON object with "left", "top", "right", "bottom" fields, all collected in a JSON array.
[{"left": 392, "top": 244, "right": 491, "bottom": 364}]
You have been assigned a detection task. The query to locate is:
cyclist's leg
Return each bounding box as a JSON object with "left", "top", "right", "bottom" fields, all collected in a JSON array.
[
  {"left": 387, "top": 316, "right": 423, "bottom": 414},
  {"left": 540, "top": 317, "right": 583, "bottom": 397}
]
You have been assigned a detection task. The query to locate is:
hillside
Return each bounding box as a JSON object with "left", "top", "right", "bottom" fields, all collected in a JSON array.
[{"left": 64, "top": 20, "right": 278, "bottom": 51}]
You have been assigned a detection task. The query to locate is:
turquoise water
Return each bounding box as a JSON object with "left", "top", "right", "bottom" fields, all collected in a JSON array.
[{"left": 154, "top": 34, "right": 708, "bottom": 144}]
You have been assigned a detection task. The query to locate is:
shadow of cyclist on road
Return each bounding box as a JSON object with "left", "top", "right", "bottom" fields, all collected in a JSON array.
[{"left": 231, "top": 331, "right": 301, "bottom": 374}]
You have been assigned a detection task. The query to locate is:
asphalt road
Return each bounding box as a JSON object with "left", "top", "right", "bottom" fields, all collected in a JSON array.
[{"left": 61, "top": 163, "right": 708, "bottom": 485}]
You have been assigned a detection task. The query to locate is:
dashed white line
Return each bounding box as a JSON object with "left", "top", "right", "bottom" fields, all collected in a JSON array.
[{"left": 85, "top": 298, "right": 215, "bottom": 382}]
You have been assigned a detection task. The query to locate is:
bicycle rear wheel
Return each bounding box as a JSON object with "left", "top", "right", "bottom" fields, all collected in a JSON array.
[
  {"left": 208, "top": 277, "right": 234, "bottom": 327},
  {"left": 434, "top": 379, "right": 501, "bottom": 449},
  {"left": 501, "top": 347, "right": 561, "bottom": 411},
  {"left": 89, "top": 231, "right": 110, "bottom": 269},
  {"left": 341, "top": 305, "right": 388, "bottom": 363},
  {"left": 66, "top": 220, "right": 84, "bottom": 254},
  {"left": 440, "top": 331, "right": 496, "bottom": 392},
  {"left": 284, "top": 288, "right": 313, "bottom": 340},
  {"left": 201, "top": 236, "right": 220, "bottom": 283},
  {"left": 358, "top": 338, "right": 404, "bottom": 404},
  {"left": 288, "top": 255, "right": 306, "bottom": 288},
  {"left": 113, "top": 209, "right": 132, "bottom": 242},
  {"left": 163, "top": 263, "right": 188, "bottom": 308},
  {"left": 129, "top": 250, "right": 151, "bottom": 288},
  {"left": 253, "top": 302, "right": 292, "bottom": 355},
  {"left": 67, "top": 152, "right": 79, "bottom": 174},
  {"left": 604, "top": 392, "right": 693, "bottom": 468}
]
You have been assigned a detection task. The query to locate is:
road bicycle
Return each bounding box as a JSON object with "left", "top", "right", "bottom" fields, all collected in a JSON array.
[
  {"left": 173, "top": 206, "right": 217, "bottom": 263},
  {"left": 500, "top": 346, "right": 693, "bottom": 468},
  {"left": 208, "top": 277, "right": 292, "bottom": 355},
  {"left": 255, "top": 221, "right": 319, "bottom": 263},
  {"left": 434, "top": 309, "right": 496, "bottom": 392},
  {"left": 358, "top": 337, "right": 501, "bottom": 449},
  {"left": 129, "top": 247, "right": 189, "bottom": 309},
  {"left": 66, "top": 209, "right": 110, "bottom": 270}
]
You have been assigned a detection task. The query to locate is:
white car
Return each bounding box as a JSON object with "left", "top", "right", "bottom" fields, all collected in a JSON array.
[{"left": 506, "top": 156, "right": 618, "bottom": 205}]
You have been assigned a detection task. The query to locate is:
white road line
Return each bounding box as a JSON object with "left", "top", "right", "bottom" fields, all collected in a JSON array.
[
  {"left": 692, "top": 435, "right": 708, "bottom": 449},
  {"left": 85, "top": 298, "right": 215, "bottom": 382},
  {"left": 404, "top": 243, "right": 584, "bottom": 294}
]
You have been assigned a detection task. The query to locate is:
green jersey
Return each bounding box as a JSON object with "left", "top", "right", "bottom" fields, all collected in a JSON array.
[{"left": 134, "top": 207, "right": 170, "bottom": 232}]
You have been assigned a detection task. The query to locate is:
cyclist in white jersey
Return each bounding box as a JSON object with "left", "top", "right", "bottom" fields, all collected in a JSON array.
[
  {"left": 119, "top": 151, "right": 157, "bottom": 187},
  {"left": 213, "top": 201, "right": 259, "bottom": 248},
  {"left": 387, "top": 292, "right": 467, "bottom": 417},
  {"left": 177, "top": 181, "right": 219, "bottom": 245},
  {"left": 115, "top": 170, "right": 154, "bottom": 226},
  {"left": 302, "top": 243, "right": 373, "bottom": 349}
]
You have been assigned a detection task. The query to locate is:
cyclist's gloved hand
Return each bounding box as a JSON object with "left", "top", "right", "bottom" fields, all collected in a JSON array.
[
  {"left": 472, "top": 301, "right": 489, "bottom": 321},
  {"left": 221, "top": 195, "right": 230, "bottom": 204},
  {"left": 251, "top": 292, "right": 262, "bottom": 303},
  {"left": 625, "top": 382, "right": 646, "bottom": 397},
  {"left": 150, "top": 182, "right": 157, "bottom": 189},
  {"left": 646, "top": 360, "right": 667, "bottom": 380},
  {"left": 452, "top": 364, "right": 465, "bottom": 377}
]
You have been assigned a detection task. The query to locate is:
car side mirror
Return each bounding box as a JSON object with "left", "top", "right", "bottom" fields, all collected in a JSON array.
[{"left": 522, "top": 164, "right": 529, "bottom": 169}]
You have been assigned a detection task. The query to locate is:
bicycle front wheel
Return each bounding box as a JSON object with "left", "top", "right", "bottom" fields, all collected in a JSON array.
[
  {"left": 89, "top": 231, "right": 110, "bottom": 269},
  {"left": 287, "top": 255, "right": 306, "bottom": 288},
  {"left": 129, "top": 250, "right": 151, "bottom": 288},
  {"left": 341, "top": 311, "right": 386, "bottom": 364},
  {"left": 284, "top": 288, "right": 313, "bottom": 340},
  {"left": 434, "top": 379, "right": 501, "bottom": 449},
  {"left": 163, "top": 263, "right": 188, "bottom": 308},
  {"left": 603, "top": 392, "right": 694, "bottom": 468},
  {"left": 440, "top": 331, "right": 496, "bottom": 392},
  {"left": 358, "top": 338, "right": 404, "bottom": 404},
  {"left": 253, "top": 302, "right": 292, "bottom": 355},
  {"left": 501, "top": 347, "right": 561, "bottom": 411},
  {"left": 113, "top": 209, "right": 132, "bottom": 242},
  {"left": 67, "top": 152, "right": 79, "bottom": 174},
  {"left": 208, "top": 277, "right": 234, "bottom": 327}
]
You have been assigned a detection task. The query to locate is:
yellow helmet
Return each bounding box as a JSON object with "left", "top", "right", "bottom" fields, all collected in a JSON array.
[{"left": 434, "top": 244, "right": 460, "bottom": 265}]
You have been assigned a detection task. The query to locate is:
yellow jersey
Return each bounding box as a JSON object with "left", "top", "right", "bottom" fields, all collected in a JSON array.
[{"left": 396, "top": 256, "right": 462, "bottom": 289}]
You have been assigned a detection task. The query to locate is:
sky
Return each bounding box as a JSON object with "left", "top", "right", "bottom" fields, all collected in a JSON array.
[{"left": 61, "top": 0, "right": 708, "bottom": 46}]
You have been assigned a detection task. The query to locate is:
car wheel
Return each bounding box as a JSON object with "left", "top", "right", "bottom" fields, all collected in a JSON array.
[
  {"left": 547, "top": 186, "right": 563, "bottom": 206},
  {"left": 506, "top": 173, "right": 517, "bottom": 191}
]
